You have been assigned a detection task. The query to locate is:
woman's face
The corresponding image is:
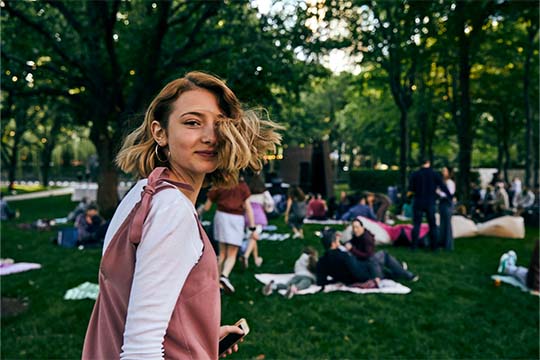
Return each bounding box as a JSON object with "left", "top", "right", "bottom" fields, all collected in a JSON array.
[
  {"left": 442, "top": 167, "right": 449, "bottom": 178},
  {"left": 352, "top": 221, "right": 364, "bottom": 237},
  {"left": 153, "top": 88, "right": 223, "bottom": 184}
]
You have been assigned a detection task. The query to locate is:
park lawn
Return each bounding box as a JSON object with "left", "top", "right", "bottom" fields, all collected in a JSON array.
[{"left": 1, "top": 195, "right": 539, "bottom": 359}]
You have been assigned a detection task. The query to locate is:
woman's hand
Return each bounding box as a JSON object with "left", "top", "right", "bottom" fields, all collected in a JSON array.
[{"left": 219, "top": 325, "right": 244, "bottom": 358}]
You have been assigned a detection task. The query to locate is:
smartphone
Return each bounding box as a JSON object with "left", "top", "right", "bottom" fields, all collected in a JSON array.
[{"left": 218, "top": 318, "right": 250, "bottom": 356}]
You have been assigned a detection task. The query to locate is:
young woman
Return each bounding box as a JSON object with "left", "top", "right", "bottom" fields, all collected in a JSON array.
[
  {"left": 82, "top": 71, "right": 281, "bottom": 359},
  {"left": 284, "top": 185, "right": 307, "bottom": 239},
  {"left": 242, "top": 173, "right": 275, "bottom": 268},
  {"left": 200, "top": 176, "right": 258, "bottom": 293},
  {"left": 437, "top": 166, "right": 456, "bottom": 250}
]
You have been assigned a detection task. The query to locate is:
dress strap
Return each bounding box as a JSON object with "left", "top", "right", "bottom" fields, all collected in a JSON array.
[{"left": 128, "top": 167, "right": 194, "bottom": 245}]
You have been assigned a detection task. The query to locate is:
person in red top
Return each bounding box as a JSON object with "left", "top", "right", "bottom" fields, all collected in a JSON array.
[
  {"left": 346, "top": 218, "right": 418, "bottom": 281},
  {"left": 200, "top": 177, "right": 258, "bottom": 293},
  {"left": 307, "top": 193, "right": 328, "bottom": 220}
]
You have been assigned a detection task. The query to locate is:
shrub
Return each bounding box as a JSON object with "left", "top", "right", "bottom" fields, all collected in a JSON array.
[{"left": 349, "top": 169, "right": 400, "bottom": 193}]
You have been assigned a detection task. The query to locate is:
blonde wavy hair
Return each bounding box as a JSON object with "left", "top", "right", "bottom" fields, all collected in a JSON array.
[{"left": 116, "top": 71, "right": 282, "bottom": 187}]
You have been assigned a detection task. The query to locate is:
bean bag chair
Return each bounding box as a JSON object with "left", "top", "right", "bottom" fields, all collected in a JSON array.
[
  {"left": 451, "top": 215, "right": 478, "bottom": 238},
  {"left": 476, "top": 215, "right": 525, "bottom": 239}
]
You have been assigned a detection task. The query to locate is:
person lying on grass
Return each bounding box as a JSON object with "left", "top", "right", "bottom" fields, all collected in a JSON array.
[
  {"left": 262, "top": 246, "right": 318, "bottom": 299},
  {"left": 346, "top": 218, "right": 419, "bottom": 282}
]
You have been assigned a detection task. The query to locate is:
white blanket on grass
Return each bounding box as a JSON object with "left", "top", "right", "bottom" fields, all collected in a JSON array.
[
  {"left": 255, "top": 273, "right": 411, "bottom": 295},
  {"left": 64, "top": 281, "right": 99, "bottom": 300},
  {"left": 490, "top": 274, "right": 530, "bottom": 292},
  {"left": 0, "top": 262, "right": 42, "bottom": 276}
]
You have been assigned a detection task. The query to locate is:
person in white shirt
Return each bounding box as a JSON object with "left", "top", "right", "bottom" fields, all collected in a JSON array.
[
  {"left": 510, "top": 176, "right": 522, "bottom": 206},
  {"left": 437, "top": 166, "right": 456, "bottom": 250},
  {"left": 513, "top": 187, "right": 535, "bottom": 216},
  {"left": 82, "top": 71, "right": 282, "bottom": 359}
]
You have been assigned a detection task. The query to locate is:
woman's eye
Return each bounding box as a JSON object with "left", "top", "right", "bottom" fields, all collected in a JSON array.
[{"left": 184, "top": 120, "right": 200, "bottom": 126}]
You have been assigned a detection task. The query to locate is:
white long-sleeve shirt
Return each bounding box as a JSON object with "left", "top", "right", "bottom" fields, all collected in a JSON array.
[
  {"left": 102, "top": 179, "right": 203, "bottom": 359},
  {"left": 437, "top": 179, "right": 456, "bottom": 199}
]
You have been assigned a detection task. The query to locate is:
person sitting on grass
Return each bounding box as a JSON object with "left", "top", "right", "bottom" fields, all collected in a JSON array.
[
  {"left": 497, "top": 239, "right": 539, "bottom": 293},
  {"left": 75, "top": 203, "right": 108, "bottom": 247},
  {"left": 0, "top": 193, "right": 16, "bottom": 221},
  {"left": 513, "top": 187, "right": 535, "bottom": 216},
  {"left": 307, "top": 193, "right": 328, "bottom": 220},
  {"left": 67, "top": 197, "right": 88, "bottom": 222},
  {"left": 340, "top": 194, "right": 377, "bottom": 221},
  {"left": 346, "top": 218, "right": 419, "bottom": 282},
  {"left": 316, "top": 230, "right": 378, "bottom": 287},
  {"left": 262, "top": 246, "right": 318, "bottom": 299}
]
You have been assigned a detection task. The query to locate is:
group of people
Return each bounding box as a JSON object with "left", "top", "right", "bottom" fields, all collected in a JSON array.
[
  {"left": 469, "top": 174, "right": 536, "bottom": 221},
  {"left": 263, "top": 218, "right": 418, "bottom": 299}
]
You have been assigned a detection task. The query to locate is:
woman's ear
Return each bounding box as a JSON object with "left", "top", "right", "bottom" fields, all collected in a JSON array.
[{"left": 150, "top": 120, "right": 167, "bottom": 146}]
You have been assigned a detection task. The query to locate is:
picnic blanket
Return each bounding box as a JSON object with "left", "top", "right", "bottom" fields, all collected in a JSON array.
[
  {"left": 255, "top": 273, "right": 411, "bottom": 295},
  {"left": 303, "top": 219, "right": 348, "bottom": 225},
  {"left": 64, "top": 282, "right": 99, "bottom": 300},
  {"left": 259, "top": 232, "right": 290, "bottom": 241},
  {"left": 490, "top": 274, "right": 532, "bottom": 292},
  {"left": 0, "top": 262, "right": 42, "bottom": 276}
]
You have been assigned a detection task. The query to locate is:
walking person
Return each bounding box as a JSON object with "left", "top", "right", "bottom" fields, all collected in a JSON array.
[
  {"left": 408, "top": 159, "right": 451, "bottom": 250},
  {"left": 82, "top": 71, "right": 281, "bottom": 359},
  {"left": 284, "top": 185, "right": 307, "bottom": 239},
  {"left": 199, "top": 176, "right": 258, "bottom": 293},
  {"left": 437, "top": 166, "right": 456, "bottom": 250},
  {"left": 241, "top": 173, "right": 274, "bottom": 268}
]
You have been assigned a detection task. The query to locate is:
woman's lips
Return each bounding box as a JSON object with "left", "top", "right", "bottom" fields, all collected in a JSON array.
[{"left": 196, "top": 151, "right": 217, "bottom": 157}]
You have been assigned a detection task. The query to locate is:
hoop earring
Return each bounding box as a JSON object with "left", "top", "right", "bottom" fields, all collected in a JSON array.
[{"left": 155, "top": 144, "right": 168, "bottom": 163}]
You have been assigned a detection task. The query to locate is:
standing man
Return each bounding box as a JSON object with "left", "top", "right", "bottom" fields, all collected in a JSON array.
[{"left": 408, "top": 159, "right": 451, "bottom": 250}]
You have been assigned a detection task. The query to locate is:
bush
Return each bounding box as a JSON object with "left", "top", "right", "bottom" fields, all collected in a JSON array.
[{"left": 349, "top": 169, "right": 400, "bottom": 193}]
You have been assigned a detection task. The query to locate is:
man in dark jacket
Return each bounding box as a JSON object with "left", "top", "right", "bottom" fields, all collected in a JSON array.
[
  {"left": 316, "top": 231, "right": 376, "bottom": 286},
  {"left": 408, "top": 159, "right": 451, "bottom": 250}
]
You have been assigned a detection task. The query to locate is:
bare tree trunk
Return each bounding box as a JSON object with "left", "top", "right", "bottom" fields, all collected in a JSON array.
[
  {"left": 40, "top": 117, "right": 62, "bottom": 187},
  {"left": 523, "top": 24, "right": 537, "bottom": 188},
  {"left": 94, "top": 137, "right": 119, "bottom": 219},
  {"left": 455, "top": 11, "right": 473, "bottom": 205},
  {"left": 399, "top": 107, "right": 409, "bottom": 201}
]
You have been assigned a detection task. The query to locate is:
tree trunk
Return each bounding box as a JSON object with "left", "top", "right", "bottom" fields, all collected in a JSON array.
[
  {"left": 399, "top": 107, "right": 409, "bottom": 202},
  {"left": 455, "top": 14, "right": 473, "bottom": 205},
  {"left": 89, "top": 107, "right": 120, "bottom": 218},
  {"left": 418, "top": 109, "right": 428, "bottom": 162},
  {"left": 94, "top": 137, "right": 119, "bottom": 219},
  {"left": 40, "top": 118, "right": 62, "bottom": 187},
  {"left": 8, "top": 131, "right": 23, "bottom": 191},
  {"left": 523, "top": 24, "right": 537, "bottom": 188}
]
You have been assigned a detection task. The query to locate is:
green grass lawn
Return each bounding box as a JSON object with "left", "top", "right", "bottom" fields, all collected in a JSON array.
[{"left": 1, "top": 195, "right": 539, "bottom": 359}]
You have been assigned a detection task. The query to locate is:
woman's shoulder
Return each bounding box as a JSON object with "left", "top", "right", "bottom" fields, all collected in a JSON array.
[{"left": 152, "top": 186, "right": 195, "bottom": 213}]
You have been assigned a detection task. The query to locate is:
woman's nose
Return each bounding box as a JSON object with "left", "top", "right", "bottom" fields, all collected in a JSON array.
[{"left": 202, "top": 123, "right": 217, "bottom": 145}]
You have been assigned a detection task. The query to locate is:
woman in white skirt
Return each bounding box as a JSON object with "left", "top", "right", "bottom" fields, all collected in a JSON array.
[{"left": 200, "top": 179, "right": 257, "bottom": 293}]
